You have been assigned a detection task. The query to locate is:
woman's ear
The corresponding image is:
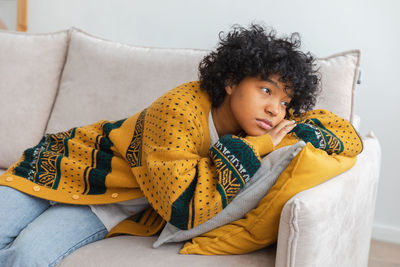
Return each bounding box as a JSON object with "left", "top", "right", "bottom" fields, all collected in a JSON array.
[
  {"left": 225, "top": 85, "right": 232, "bottom": 95},
  {"left": 224, "top": 80, "right": 234, "bottom": 95}
]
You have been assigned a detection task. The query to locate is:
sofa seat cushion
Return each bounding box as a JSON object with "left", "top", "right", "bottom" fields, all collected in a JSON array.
[
  {"left": 0, "top": 29, "right": 69, "bottom": 168},
  {"left": 58, "top": 235, "right": 276, "bottom": 267}
]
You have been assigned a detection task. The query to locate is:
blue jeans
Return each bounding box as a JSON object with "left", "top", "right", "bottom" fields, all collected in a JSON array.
[{"left": 0, "top": 186, "right": 108, "bottom": 267}]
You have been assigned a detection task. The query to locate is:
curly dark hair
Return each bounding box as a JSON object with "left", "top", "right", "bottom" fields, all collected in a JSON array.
[{"left": 198, "top": 24, "right": 320, "bottom": 116}]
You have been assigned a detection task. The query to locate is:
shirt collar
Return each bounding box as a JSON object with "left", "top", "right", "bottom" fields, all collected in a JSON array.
[{"left": 208, "top": 109, "right": 219, "bottom": 148}]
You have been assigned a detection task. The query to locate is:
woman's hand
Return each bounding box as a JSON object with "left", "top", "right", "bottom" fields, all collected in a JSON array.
[{"left": 267, "top": 119, "right": 296, "bottom": 146}]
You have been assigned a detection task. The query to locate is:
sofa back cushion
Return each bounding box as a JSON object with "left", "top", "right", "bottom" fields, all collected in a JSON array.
[
  {"left": 313, "top": 50, "right": 360, "bottom": 122},
  {"left": 0, "top": 29, "right": 69, "bottom": 168},
  {"left": 46, "top": 28, "right": 360, "bottom": 134},
  {"left": 45, "top": 28, "right": 207, "bottom": 133}
]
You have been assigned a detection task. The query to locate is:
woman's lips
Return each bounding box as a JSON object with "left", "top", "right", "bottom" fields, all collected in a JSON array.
[{"left": 256, "top": 119, "right": 272, "bottom": 130}]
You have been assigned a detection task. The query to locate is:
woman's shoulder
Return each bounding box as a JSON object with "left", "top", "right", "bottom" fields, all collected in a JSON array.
[
  {"left": 165, "top": 81, "right": 209, "bottom": 102},
  {"left": 149, "top": 81, "right": 211, "bottom": 116}
]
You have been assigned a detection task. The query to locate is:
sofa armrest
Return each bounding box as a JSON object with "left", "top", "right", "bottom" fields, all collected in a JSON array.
[{"left": 275, "top": 132, "right": 381, "bottom": 267}]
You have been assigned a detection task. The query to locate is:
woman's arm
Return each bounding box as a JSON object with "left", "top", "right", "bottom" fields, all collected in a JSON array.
[{"left": 135, "top": 92, "right": 274, "bottom": 230}]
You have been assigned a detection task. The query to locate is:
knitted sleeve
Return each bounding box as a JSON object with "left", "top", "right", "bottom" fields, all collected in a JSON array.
[
  {"left": 208, "top": 134, "right": 274, "bottom": 209},
  {"left": 132, "top": 90, "right": 274, "bottom": 230}
]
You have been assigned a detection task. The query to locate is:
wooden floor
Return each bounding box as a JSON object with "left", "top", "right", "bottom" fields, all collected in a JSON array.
[{"left": 369, "top": 239, "right": 400, "bottom": 267}]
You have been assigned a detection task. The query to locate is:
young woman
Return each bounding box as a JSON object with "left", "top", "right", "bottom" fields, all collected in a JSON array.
[{"left": 0, "top": 24, "right": 319, "bottom": 266}]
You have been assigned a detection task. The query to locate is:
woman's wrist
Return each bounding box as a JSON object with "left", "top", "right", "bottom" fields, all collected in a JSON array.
[{"left": 244, "top": 134, "right": 274, "bottom": 157}]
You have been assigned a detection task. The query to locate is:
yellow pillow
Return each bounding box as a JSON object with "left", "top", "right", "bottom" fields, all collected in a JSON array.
[{"left": 179, "top": 142, "right": 357, "bottom": 255}]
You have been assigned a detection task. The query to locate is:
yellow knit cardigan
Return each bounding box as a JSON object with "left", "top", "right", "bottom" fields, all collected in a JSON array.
[{"left": 0, "top": 81, "right": 362, "bottom": 237}]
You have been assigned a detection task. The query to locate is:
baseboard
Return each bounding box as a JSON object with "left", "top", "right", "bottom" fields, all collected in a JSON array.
[{"left": 372, "top": 223, "right": 400, "bottom": 244}]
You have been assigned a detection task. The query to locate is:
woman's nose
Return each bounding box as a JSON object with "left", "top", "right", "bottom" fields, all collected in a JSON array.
[{"left": 265, "top": 101, "right": 279, "bottom": 116}]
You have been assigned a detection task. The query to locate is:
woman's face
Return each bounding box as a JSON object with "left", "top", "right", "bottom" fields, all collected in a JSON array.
[{"left": 225, "top": 74, "right": 293, "bottom": 136}]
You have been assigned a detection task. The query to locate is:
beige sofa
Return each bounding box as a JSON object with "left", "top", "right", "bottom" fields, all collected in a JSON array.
[{"left": 0, "top": 28, "right": 381, "bottom": 267}]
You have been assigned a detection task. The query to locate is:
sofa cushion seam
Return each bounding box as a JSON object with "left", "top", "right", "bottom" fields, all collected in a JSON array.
[{"left": 287, "top": 198, "right": 300, "bottom": 267}]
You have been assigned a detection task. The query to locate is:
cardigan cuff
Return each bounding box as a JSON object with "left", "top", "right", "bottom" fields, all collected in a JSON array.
[{"left": 244, "top": 134, "right": 274, "bottom": 157}]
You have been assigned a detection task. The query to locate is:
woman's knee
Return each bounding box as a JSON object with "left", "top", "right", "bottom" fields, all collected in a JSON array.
[
  {"left": 0, "top": 204, "right": 108, "bottom": 266},
  {"left": 0, "top": 186, "right": 50, "bottom": 250},
  {"left": 0, "top": 235, "right": 53, "bottom": 267}
]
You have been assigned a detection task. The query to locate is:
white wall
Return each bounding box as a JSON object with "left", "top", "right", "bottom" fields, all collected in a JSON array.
[
  {"left": 0, "top": 0, "right": 17, "bottom": 30},
  {"left": 27, "top": 0, "right": 400, "bottom": 243}
]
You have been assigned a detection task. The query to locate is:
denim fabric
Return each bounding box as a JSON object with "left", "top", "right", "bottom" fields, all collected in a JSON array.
[{"left": 0, "top": 186, "right": 108, "bottom": 267}]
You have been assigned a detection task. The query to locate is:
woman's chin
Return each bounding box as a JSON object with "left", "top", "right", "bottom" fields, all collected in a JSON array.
[{"left": 243, "top": 129, "right": 269, "bottom": 137}]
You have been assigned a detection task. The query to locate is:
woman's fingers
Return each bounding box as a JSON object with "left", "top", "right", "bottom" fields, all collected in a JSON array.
[
  {"left": 281, "top": 120, "right": 296, "bottom": 133},
  {"left": 268, "top": 119, "right": 296, "bottom": 146},
  {"left": 273, "top": 119, "right": 296, "bottom": 134}
]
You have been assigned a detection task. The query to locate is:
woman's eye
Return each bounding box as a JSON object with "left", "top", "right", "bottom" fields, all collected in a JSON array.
[
  {"left": 281, "top": 101, "right": 289, "bottom": 107},
  {"left": 261, "top": 87, "right": 270, "bottom": 94}
]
